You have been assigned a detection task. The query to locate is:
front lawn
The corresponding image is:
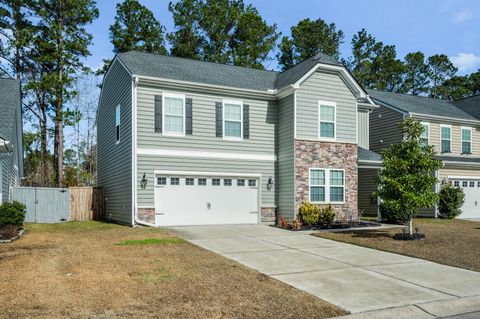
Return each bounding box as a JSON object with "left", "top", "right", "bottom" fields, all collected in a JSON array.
[
  {"left": 0, "top": 221, "right": 345, "bottom": 318},
  {"left": 315, "top": 219, "right": 480, "bottom": 272}
]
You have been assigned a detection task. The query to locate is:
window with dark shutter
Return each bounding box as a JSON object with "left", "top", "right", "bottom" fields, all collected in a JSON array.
[
  {"left": 154, "top": 94, "right": 162, "bottom": 133},
  {"left": 215, "top": 101, "right": 223, "bottom": 137},
  {"left": 243, "top": 104, "right": 249, "bottom": 139},
  {"left": 185, "top": 98, "right": 193, "bottom": 135}
]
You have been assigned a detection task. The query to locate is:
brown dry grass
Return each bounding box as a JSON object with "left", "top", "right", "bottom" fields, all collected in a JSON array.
[
  {"left": 315, "top": 218, "right": 480, "bottom": 272},
  {"left": 0, "top": 221, "right": 345, "bottom": 319}
]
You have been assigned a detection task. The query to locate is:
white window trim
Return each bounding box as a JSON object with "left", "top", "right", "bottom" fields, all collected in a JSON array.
[
  {"left": 420, "top": 121, "right": 430, "bottom": 146},
  {"left": 222, "top": 99, "right": 243, "bottom": 141},
  {"left": 308, "top": 168, "right": 345, "bottom": 204},
  {"left": 162, "top": 92, "right": 186, "bottom": 137},
  {"left": 115, "top": 104, "right": 121, "bottom": 145},
  {"left": 318, "top": 100, "right": 337, "bottom": 141},
  {"left": 461, "top": 126, "right": 473, "bottom": 155},
  {"left": 440, "top": 124, "right": 452, "bottom": 154}
]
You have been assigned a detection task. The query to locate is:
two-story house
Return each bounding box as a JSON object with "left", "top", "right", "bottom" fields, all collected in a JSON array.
[
  {"left": 0, "top": 77, "right": 24, "bottom": 204},
  {"left": 97, "top": 51, "right": 380, "bottom": 226},
  {"left": 366, "top": 89, "right": 480, "bottom": 219}
]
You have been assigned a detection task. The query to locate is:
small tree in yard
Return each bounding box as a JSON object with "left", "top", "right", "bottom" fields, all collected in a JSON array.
[
  {"left": 438, "top": 183, "right": 465, "bottom": 218},
  {"left": 376, "top": 118, "right": 442, "bottom": 236}
]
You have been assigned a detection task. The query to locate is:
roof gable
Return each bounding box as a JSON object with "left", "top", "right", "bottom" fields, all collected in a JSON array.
[{"left": 453, "top": 95, "right": 480, "bottom": 120}]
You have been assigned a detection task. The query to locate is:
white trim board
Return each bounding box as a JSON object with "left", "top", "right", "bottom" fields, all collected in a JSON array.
[
  {"left": 137, "top": 148, "right": 277, "bottom": 161},
  {"left": 153, "top": 170, "right": 262, "bottom": 178}
]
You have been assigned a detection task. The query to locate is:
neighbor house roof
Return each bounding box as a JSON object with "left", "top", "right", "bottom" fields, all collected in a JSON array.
[
  {"left": 453, "top": 95, "right": 480, "bottom": 120},
  {"left": 116, "top": 51, "right": 346, "bottom": 93},
  {"left": 0, "top": 78, "right": 20, "bottom": 141},
  {"left": 358, "top": 147, "right": 382, "bottom": 163},
  {"left": 367, "top": 89, "right": 479, "bottom": 122}
]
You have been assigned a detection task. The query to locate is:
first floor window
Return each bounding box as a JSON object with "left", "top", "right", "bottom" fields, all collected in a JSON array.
[
  {"left": 224, "top": 101, "right": 242, "bottom": 138},
  {"left": 441, "top": 126, "right": 451, "bottom": 153},
  {"left": 319, "top": 103, "right": 335, "bottom": 138},
  {"left": 420, "top": 123, "right": 429, "bottom": 148},
  {"left": 164, "top": 94, "right": 185, "bottom": 134},
  {"left": 309, "top": 169, "right": 345, "bottom": 203},
  {"left": 462, "top": 127, "right": 472, "bottom": 154}
]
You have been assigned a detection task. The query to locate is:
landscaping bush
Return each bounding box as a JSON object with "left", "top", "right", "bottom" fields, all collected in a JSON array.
[
  {"left": 379, "top": 202, "right": 409, "bottom": 223},
  {"left": 0, "top": 201, "right": 26, "bottom": 227},
  {"left": 438, "top": 183, "right": 465, "bottom": 219},
  {"left": 319, "top": 204, "right": 336, "bottom": 224},
  {"left": 0, "top": 224, "right": 18, "bottom": 239},
  {"left": 298, "top": 202, "right": 320, "bottom": 226}
]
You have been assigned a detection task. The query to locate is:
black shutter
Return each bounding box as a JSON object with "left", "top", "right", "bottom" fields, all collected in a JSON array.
[
  {"left": 154, "top": 94, "right": 162, "bottom": 133},
  {"left": 185, "top": 98, "right": 193, "bottom": 135},
  {"left": 243, "top": 104, "right": 250, "bottom": 139},
  {"left": 215, "top": 101, "right": 223, "bottom": 137}
]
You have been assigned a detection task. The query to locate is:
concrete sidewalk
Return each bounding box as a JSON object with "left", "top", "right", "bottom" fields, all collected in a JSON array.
[{"left": 169, "top": 224, "right": 480, "bottom": 318}]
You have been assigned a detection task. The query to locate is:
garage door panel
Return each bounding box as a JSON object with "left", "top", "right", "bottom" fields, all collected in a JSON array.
[
  {"left": 155, "top": 176, "right": 259, "bottom": 226},
  {"left": 450, "top": 178, "right": 480, "bottom": 219}
]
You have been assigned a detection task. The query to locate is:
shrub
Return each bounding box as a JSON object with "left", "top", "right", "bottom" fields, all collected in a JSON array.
[
  {"left": 379, "top": 202, "right": 409, "bottom": 223},
  {"left": 438, "top": 183, "right": 465, "bottom": 219},
  {"left": 0, "top": 201, "right": 26, "bottom": 227},
  {"left": 319, "top": 204, "right": 336, "bottom": 224},
  {"left": 0, "top": 225, "right": 18, "bottom": 239},
  {"left": 298, "top": 202, "right": 320, "bottom": 226},
  {"left": 291, "top": 218, "right": 301, "bottom": 230},
  {"left": 278, "top": 217, "right": 289, "bottom": 229}
]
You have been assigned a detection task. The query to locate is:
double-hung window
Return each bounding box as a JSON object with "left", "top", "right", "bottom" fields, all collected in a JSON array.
[
  {"left": 115, "top": 105, "right": 120, "bottom": 143},
  {"left": 461, "top": 127, "right": 472, "bottom": 154},
  {"left": 163, "top": 93, "right": 185, "bottom": 135},
  {"left": 420, "top": 122, "right": 429, "bottom": 148},
  {"left": 440, "top": 125, "right": 451, "bottom": 153},
  {"left": 319, "top": 102, "right": 336, "bottom": 139},
  {"left": 309, "top": 168, "right": 345, "bottom": 203},
  {"left": 223, "top": 100, "right": 243, "bottom": 139}
]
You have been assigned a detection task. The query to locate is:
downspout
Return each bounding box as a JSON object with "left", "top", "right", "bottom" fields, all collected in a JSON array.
[{"left": 131, "top": 76, "right": 156, "bottom": 227}]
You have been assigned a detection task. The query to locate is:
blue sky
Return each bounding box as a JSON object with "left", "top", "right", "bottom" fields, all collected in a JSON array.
[{"left": 86, "top": 0, "right": 480, "bottom": 74}]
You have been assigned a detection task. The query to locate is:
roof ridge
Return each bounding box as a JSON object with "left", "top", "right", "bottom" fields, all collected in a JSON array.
[
  {"left": 454, "top": 93, "right": 480, "bottom": 102},
  {"left": 119, "top": 50, "right": 279, "bottom": 75},
  {"left": 368, "top": 88, "right": 453, "bottom": 102}
]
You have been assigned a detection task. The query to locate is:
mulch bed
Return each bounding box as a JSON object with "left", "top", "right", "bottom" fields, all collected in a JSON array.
[
  {"left": 0, "top": 226, "right": 25, "bottom": 243},
  {"left": 278, "top": 220, "right": 381, "bottom": 231}
]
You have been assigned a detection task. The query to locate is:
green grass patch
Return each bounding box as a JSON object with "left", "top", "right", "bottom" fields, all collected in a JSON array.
[{"left": 116, "top": 238, "right": 185, "bottom": 246}]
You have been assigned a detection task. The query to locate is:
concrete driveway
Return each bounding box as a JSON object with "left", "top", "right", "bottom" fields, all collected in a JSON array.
[{"left": 169, "top": 224, "right": 480, "bottom": 318}]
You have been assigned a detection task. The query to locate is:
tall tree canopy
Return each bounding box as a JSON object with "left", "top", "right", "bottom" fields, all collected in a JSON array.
[
  {"left": 400, "top": 51, "right": 430, "bottom": 95},
  {"left": 277, "top": 18, "right": 344, "bottom": 70},
  {"left": 427, "top": 54, "right": 457, "bottom": 98},
  {"left": 110, "top": 0, "right": 166, "bottom": 54},
  {"left": 168, "top": 0, "right": 278, "bottom": 69}
]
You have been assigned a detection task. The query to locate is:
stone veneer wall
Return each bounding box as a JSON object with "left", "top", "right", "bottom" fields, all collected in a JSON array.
[
  {"left": 137, "top": 207, "right": 155, "bottom": 225},
  {"left": 295, "top": 140, "right": 358, "bottom": 221},
  {"left": 261, "top": 207, "right": 276, "bottom": 224}
]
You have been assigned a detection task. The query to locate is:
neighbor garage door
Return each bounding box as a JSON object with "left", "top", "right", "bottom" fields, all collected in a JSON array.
[
  {"left": 154, "top": 174, "right": 259, "bottom": 226},
  {"left": 450, "top": 178, "right": 480, "bottom": 219}
]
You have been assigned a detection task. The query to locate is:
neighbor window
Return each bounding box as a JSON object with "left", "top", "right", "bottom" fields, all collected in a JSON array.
[
  {"left": 198, "top": 178, "right": 207, "bottom": 186},
  {"left": 212, "top": 178, "right": 220, "bottom": 186},
  {"left": 186, "top": 178, "right": 194, "bottom": 186},
  {"left": 309, "top": 168, "right": 345, "bottom": 203},
  {"left": 224, "top": 100, "right": 242, "bottom": 138},
  {"left": 319, "top": 102, "right": 336, "bottom": 139},
  {"left": 248, "top": 179, "right": 257, "bottom": 187},
  {"left": 420, "top": 122, "right": 429, "bottom": 147},
  {"left": 461, "top": 127, "right": 472, "bottom": 154},
  {"left": 237, "top": 179, "right": 245, "bottom": 186},
  {"left": 440, "top": 125, "right": 451, "bottom": 153},
  {"left": 170, "top": 178, "right": 180, "bottom": 185},
  {"left": 115, "top": 104, "right": 120, "bottom": 143},
  {"left": 157, "top": 177, "right": 166, "bottom": 185},
  {"left": 163, "top": 93, "right": 185, "bottom": 135}
]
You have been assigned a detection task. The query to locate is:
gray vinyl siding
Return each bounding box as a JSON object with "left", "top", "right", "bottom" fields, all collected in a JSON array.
[
  {"left": 296, "top": 71, "right": 357, "bottom": 142},
  {"left": 135, "top": 82, "right": 276, "bottom": 207},
  {"left": 358, "top": 168, "right": 379, "bottom": 216},
  {"left": 1, "top": 110, "right": 21, "bottom": 204},
  {"left": 96, "top": 59, "right": 133, "bottom": 225},
  {"left": 276, "top": 94, "right": 295, "bottom": 220},
  {"left": 357, "top": 109, "right": 369, "bottom": 149},
  {"left": 370, "top": 106, "right": 404, "bottom": 153}
]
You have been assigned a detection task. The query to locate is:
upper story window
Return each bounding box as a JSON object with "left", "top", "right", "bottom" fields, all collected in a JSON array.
[
  {"left": 319, "top": 101, "right": 336, "bottom": 139},
  {"left": 309, "top": 168, "right": 345, "bottom": 203},
  {"left": 420, "top": 122, "right": 429, "bottom": 148},
  {"left": 440, "top": 125, "right": 451, "bottom": 153},
  {"left": 115, "top": 104, "right": 120, "bottom": 143},
  {"left": 163, "top": 93, "right": 185, "bottom": 136},
  {"left": 223, "top": 100, "right": 243, "bottom": 139},
  {"left": 461, "top": 127, "right": 472, "bottom": 154}
]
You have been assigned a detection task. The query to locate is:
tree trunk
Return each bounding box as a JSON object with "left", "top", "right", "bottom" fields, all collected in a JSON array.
[
  {"left": 54, "top": 11, "right": 64, "bottom": 187},
  {"left": 40, "top": 106, "right": 48, "bottom": 186},
  {"left": 408, "top": 217, "right": 413, "bottom": 236}
]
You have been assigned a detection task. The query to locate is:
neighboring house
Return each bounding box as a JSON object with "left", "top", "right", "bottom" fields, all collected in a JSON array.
[
  {"left": 0, "top": 78, "right": 24, "bottom": 204},
  {"left": 366, "top": 89, "right": 480, "bottom": 219},
  {"left": 97, "top": 51, "right": 380, "bottom": 226}
]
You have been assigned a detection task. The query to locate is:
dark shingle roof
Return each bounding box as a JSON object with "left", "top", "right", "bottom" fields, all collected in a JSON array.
[
  {"left": 0, "top": 78, "right": 20, "bottom": 141},
  {"left": 116, "top": 51, "right": 343, "bottom": 92},
  {"left": 358, "top": 147, "right": 382, "bottom": 162},
  {"left": 367, "top": 89, "right": 479, "bottom": 121},
  {"left": 453, "top": 95, "right": 480, "bottom": 120},
  {"left": 437, "top": 155, "right": 480, "bottom": 164}
]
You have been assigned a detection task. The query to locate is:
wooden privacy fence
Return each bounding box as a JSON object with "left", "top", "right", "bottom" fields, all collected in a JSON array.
[{"left": 11, "top": 186, "right": 105, "bottom": 223}]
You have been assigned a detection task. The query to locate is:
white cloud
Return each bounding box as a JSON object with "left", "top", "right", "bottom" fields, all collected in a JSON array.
[
  {"left": 450, "top": 53, "right": 480, "bottom": 73},
  {"left": 452, "top": 9, "right": 473, "bottom": 23}
]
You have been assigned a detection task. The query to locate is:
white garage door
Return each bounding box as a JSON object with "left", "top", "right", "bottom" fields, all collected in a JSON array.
[
  {"left": 154, "top": 174, "right": 259, "bottom": 226},
  {"left": 451, "top": 178, "right": 480, "bottom": 219}
]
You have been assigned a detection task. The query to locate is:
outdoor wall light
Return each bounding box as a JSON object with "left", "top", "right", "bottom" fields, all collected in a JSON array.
[
  {"left": 267, "top": 176, "right": 273, "bottom": 190},
  {"left": 140, "top": 173, "right": 148, "bottom": 190}
]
